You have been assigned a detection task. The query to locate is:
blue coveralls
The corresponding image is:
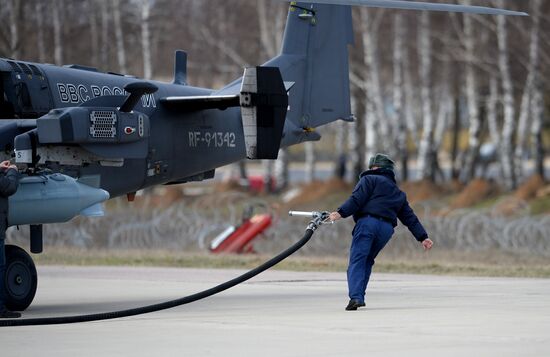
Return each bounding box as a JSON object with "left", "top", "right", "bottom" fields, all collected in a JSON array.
[
  {"left": 0, "top": 168, "right": 19, "bottom": 311},
  {"left": 337, "top": 168, "right": 428, "bottom": 304}
]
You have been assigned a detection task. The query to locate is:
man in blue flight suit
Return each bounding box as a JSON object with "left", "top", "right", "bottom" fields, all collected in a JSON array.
[
  {"left": 329, "top": 154, "right": 433, "bottom": 311},
  {"left": 0, "top": 160, "right": 20, "bottom": 318}
]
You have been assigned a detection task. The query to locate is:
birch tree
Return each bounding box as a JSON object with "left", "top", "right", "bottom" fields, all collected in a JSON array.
[
  {"left": 6, "top": 0, "right": 20, "bottom": 59},
  {"left": 402, "top": 16, "right": 419, "bottom": 150},
  {"left": 416, "top": 11, "right": 435, "bottom": 181},
  {"left": 89, "top": 0, "right": 100, "bottom": 67},
  {"left": 140, "top": 0, "right": 153, "bottom": 79},
  {"left": 99, "top": 0, "right": 110, "bottom": 68},
  {"left": 113, "top": 0, "right": 128, "bottom": 74},
  {"left": 433, "top": 58, "right": 453, "bottom": 182},
  {"left": 514, "top": 0, "right": 541, "bottom": 181},
  {"left": 461, "top": 3, "right": 482, "bottom": 182},
  {"left": 257, "top": 0, "right": 287, "bottom": 190},
  {"left": 392, "top": 12, "right": 409, "bottom": 180},
  {"left": 529, "top": 0, "right": 545, "bottom": 179},
  {"left": 360, "top": 8, "right": 389, "bottom": 161},
  {"left": 35, "top": 1, "right": 46, "bottom": 62},
  {"left": 305, "top": 142, "right": 316, "bottom": 183},
  {"left": 531, "top": 78, "right": 545, "bottom": 179},
  {"left": 486, "top": 76, "right": 501, "bottom": 162},
  {"left": 347, "top": 92, "right": 366, "bottom": 181},
  {"left": 333, "top": 121, "right": 348, "bottom": 180},
  {"left": 53, "top": 0, "right": 63, "bottom": 65},
  {"left": 496, "top": 11, "right": 516, "bottom": 189}
]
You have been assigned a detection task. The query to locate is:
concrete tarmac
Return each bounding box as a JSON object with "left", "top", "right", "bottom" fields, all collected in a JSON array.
[{"left": 1, "top": 266, "right": 549, "bottom": 356}]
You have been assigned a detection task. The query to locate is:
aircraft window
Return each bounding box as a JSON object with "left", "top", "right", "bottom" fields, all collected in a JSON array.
[
  {"left": 6, "top": 60, "right": 22, "bottom": 73},
  {"left": 29, "top": 64, "right": 42, "bottom": 76},
  {"left": 19, "top": 63, "right": 33, "bottom": 76}
]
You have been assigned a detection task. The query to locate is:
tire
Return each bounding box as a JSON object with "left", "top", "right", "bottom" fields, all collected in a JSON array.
[{"left": 4, "top": 245, "right": 38, "bottom": 311}]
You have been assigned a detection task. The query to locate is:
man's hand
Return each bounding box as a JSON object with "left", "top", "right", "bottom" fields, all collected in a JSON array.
[
  {"left": 0, "top": 160, "right": 11, "bottom": 170},
  {"left": 329, "top": 211, "right": 342, "bottom": 222},
  {"left": 422, "top": 238, "right": 434, "bottom": 251}
]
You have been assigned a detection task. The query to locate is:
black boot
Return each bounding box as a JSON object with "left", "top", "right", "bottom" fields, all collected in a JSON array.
[
  {"left": 0, "top": 308, "right": 21, "bottom": 318},
  {"left": 345, "top": 299, "right": 365, "bottom": 311}
]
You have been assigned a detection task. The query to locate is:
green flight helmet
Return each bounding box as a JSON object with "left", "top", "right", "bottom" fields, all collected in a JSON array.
[{"left": 368, "top": 153, "right": 395, "bottom": 171}]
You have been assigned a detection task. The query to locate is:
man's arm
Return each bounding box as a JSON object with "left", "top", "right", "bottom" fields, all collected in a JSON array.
[
  {"left": 335, "top": 177, "right": 371, "bottom": 219},
  {"left": 397, "top": 200, "right": 429, "bottom": 242},
  {"left": 0, "top": 166, "right": 19, "bottom": 197}
]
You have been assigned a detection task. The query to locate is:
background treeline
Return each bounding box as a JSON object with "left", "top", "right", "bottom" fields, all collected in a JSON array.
[{"left": 0, "top": 0, "right": 548, "bottom": 190}]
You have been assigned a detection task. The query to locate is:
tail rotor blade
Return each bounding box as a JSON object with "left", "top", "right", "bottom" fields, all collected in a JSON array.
[{"left": 278, "top": 0, "right": 528, "bottom": 16}]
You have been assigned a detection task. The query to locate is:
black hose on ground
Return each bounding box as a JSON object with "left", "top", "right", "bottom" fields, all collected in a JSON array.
[{"left": 0, "top": 228, "right": 316, "bottom": 327}]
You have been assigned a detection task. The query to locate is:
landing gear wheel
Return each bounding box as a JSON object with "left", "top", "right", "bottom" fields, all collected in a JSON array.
[{"left": 4, "top": 245, "right": 37, "bottom": 311}]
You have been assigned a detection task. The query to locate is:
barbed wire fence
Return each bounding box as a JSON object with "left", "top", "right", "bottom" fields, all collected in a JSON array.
[{"left": 6, "top": 193, "right": 550, "bottom": 257}]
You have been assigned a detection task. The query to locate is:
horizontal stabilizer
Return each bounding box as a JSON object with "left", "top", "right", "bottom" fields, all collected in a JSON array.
[
  {"left": 279, "top": 0, "right": 527, "bottom": 16},
  {"left": 160, "top": 95, "right": 240, "bottom": 111},
  {"left": 240, "top": 67, "right": 288, "bottom": 159}
]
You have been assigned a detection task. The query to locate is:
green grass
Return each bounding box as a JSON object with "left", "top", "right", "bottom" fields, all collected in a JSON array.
[
  {"left": 530, "top": 196, "right": 550, "bottom": 215},
  {"left": 32, "top": 248, "right": 550, "bottom": 278}
]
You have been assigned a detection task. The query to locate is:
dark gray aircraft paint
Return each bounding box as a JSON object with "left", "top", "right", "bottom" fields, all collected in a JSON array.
[{"left": 0, "top": 1, "right": 525, "bottom": 311}]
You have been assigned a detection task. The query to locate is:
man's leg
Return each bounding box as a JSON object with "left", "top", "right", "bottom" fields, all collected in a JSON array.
[
  {"left": 347, "top": 219, "right": 375, "bottom": 304},
  {"left": 361, "top": 221, "right": 393, "bottom": 296}
]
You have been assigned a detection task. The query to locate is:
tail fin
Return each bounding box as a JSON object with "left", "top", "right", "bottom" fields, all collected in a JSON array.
[{"left": 265, "top": 3, "right": 354, "bottom": 146}]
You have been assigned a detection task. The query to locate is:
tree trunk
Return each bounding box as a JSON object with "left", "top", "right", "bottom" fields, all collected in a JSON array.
[
  {"left": 6, "top": 0, "right": 19, "bottom": 59},
  {"left": 348, "top": 92, "right": 365, "bottom": 180},
  {"left": 416, "top": 12, "right": 435, "bottom": 181},
  {"left": 257, "top": 0, "right": 287, "bottom": 189},
  {"left": 450, "top": 97, "right": 461, "bottom": 181},
  {"left": 531, "top": 82, "right": 544, "bottom": 179},
  {"left": 36, "top": 1, "right": 46, "bottom": 62},
  {"left": 496, "top": 13, "right": 516, "bottom": 189},
  {"left": 274, "top": 148, "right": 288, "bottom": 191},
  {"left": 461, "top": 3, "right": 482, "bottom": 182},
  {"left": 334, "top": 121, "right": 348, "bottom": 180},
  {"left": 393, "top": 13, "right": 408, "bottom": 181},
  {"left": 262, "top": 160, "right": 274, "bottom": 193},
  {"left": 514, "top": 0, "right": 541, "bottom": 181},
  {"left": 100, "top": 0, "right": 109, "bottom": 68},
  {"left": 485, "top": 75, "right": 501, "bottom": 179},
  {"left": 487, "top": 76, "right": 500, "bottom": 147},
  {"left": 360, "top": 8, "right": 389, "bottom": 160},
  {"left": 257, "top": 0, "right": 278, "bottom": 59},
  {"left": 89, "top": 0, "right": 99, "bottom": 67},
  {"left": 53, "top": 0, "right": 63, "bottom": 65},
  {"left": 141, "top": 0, "right": 153, "bottom": 79},
  {"left": 402, "top": 19, "right": 418, "bottom": 146},
  {"left": 433, "top": 83, "right": 452, "bottom": 183},
  {"left": 305, "top": 142, "right": 316, "bottom": 183},
  {"left": 113, "top": 0, "right": 127, "bottom": 74}
]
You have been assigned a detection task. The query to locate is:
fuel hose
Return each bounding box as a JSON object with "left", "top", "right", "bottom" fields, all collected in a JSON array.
[{"left": 0, "top": 211, "right": 329, "bottom": 327}]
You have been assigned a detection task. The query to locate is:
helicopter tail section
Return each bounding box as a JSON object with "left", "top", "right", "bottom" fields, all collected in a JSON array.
[{"left": 265, "top": 3, "right": 354, "bottom": 146}]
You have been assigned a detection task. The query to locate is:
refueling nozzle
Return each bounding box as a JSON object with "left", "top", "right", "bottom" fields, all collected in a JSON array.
[{"left": 288, "top": 210, "right": 332, "bottom": 232}]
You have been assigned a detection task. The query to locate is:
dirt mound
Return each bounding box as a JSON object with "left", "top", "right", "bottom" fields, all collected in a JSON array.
[
  {"left": 400, "top": 179, "right": 444, "bottom": 203},
  {"left": 451, "top": 179, "right": 499, "bottom": 209},
  {"left": 515, "top": 175, "right": 546, "bottom": 201},
  {"left": 536, "top": 184, "right": 550, "bottom": 199},
  {"left": 492, "top": 197, "right": 530, "bottom": 216}
]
